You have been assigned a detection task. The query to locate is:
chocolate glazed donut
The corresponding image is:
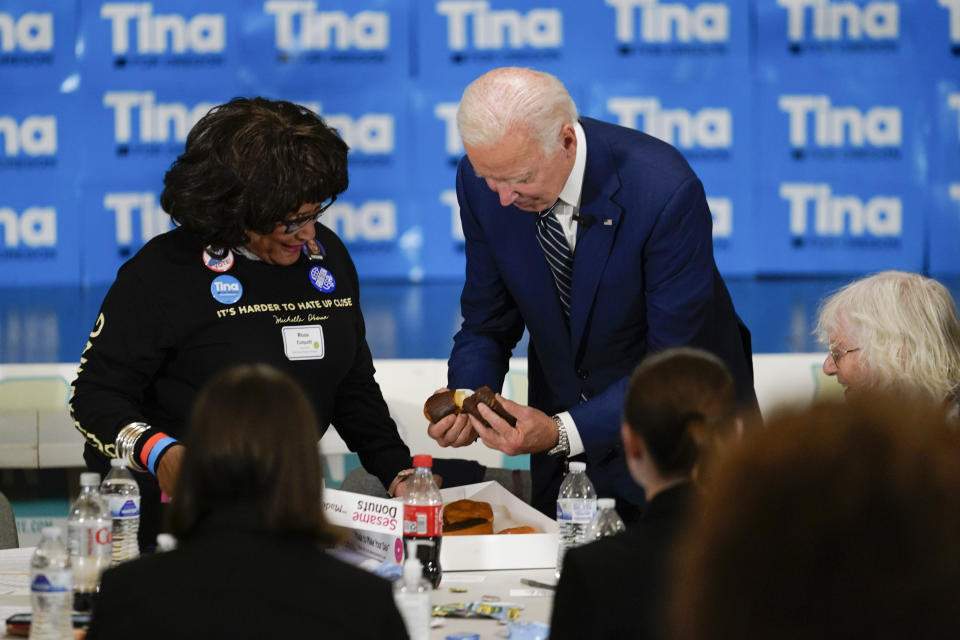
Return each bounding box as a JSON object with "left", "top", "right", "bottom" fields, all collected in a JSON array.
[
  {"left": 423, "top": 386, "right": 517, "bottom": 427},
  {"left": 460, "top": 386, "right": 517, "bottom": 428}
]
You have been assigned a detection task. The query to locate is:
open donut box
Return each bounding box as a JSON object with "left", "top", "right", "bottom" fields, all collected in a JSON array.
[
  {"left": 438, "top": 481, "right": 558, "bottom": 571},
  {"left": 324, "top": 481, "right": 558, "bottom": 572}
]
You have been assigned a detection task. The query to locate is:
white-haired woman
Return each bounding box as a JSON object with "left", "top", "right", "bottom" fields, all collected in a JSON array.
[{"left": 815, "top": 271, "right": 960, "bottom": 414}]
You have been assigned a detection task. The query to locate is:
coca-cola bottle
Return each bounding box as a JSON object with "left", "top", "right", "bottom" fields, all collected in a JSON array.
[
  {"left": 66, "top": 472, "right": 111, "bottom": 611},
  {"left": 402, "top": 455, "right": 443, "bottom": 588}
]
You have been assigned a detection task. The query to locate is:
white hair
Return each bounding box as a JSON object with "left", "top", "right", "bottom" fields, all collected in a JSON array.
[
  {"left": 815, "top": 271, "right": 960, "bottom": 402},
  {"left": 456, "top": 67, "right": 578, "bottom": 154}
]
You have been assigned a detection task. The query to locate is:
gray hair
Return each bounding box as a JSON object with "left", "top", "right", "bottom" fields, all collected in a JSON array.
[
  {"left": 815, "top": 271, "right": 960, "bottom": 402},
  {"left": 456, "top": 67, "right": 578, "bottom": 154}
]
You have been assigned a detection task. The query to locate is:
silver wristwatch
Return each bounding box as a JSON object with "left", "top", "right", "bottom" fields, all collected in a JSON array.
[{"left": 547, "top": 414, "right": 570, "bottom": 458}]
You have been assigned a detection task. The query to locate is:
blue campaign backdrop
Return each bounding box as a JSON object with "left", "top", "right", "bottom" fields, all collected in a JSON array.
[
  {"left": 239, "top": 0, "right": 410, "bottom": 87},
  {"left": 0, "top": 0, "right": 957, "bottom": 287},
  {"left": 1, "top": 88, "right": 82, "bottom": 286},
  {"left": 78, "top": 179, "right": 174, "bottom": 285},
  {"left": 0, "top": 0, "right": 77, "bottom": 89},
  {"left": 918, "top": 0, "right": 960, "bottom": 274},
  {"left": 928, "top": 78, "right": 960, "bottom": 274},
  {"left": 76, "top": 0, "right": 243, "bottom": 87},
  {"left": 582, "top": 74, "right": 754, "bottom": 274},
  {"left": 753, "top": 0, "right": 916, "bottom": 65},
  {"left": 752, "top": 67, "right": 928, "bottom": 274},
  {"left": 409, "top": 85, "right": 469, "bottom": 280}
]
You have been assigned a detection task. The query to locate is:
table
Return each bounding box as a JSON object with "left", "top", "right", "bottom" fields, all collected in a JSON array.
[
  {"left": 0, "top": 548, "right": 554, "bottom": 639},
  {"left": 429, "top": 568, "right": 554, "bottom": 639},
  {"left": 0, "top": 547, "right": 31, "bottom": 637}
]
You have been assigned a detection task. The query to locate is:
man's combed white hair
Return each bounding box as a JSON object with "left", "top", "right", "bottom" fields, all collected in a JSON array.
[
  {"left": 456, "top": 67, "right": 578, "bottom": 154},
  {"left": 816, "top": 271, "right": 960, "bottom": 402}
]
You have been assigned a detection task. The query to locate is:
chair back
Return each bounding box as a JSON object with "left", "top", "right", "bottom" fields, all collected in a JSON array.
[{"left": 0, "top": 491, "right": 19, "bottom": 549}]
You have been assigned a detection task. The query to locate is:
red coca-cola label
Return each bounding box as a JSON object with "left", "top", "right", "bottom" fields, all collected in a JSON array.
[
  {"left": 403, "top": 504, "right": 442, "bottom": 536},
  {"left": 95, "top": 527, "right": 112, "bottom": 546}
]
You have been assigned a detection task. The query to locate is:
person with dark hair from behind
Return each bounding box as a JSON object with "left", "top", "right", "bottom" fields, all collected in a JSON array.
[
  {"left": 85, "top": 364, "right": 409, "bottom": 640},
  {"left": 670, "top": 395, "right": 960, "bottom": 640},
  {"left": 549, "top": 347, "right": 741, "bottom": 640}
]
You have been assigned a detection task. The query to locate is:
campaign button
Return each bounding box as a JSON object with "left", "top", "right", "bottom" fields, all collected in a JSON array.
[
  {"left": 202, "top": 247, "right": 235, "bottom": 272},
  {"left": 309, "top": 266, "right": 336, "bottom": 293},
  {"left": 211, "top": 275, "right": 242, "bottom": 304}
]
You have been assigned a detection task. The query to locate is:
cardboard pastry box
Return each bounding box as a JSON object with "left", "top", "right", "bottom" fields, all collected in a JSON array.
[
  {"left": 323, "top": 487, "right": 404, "bottom": 570},
  {"left": 324, "top": 481, "right": 557, "bottom": 572},
  {"left": 439, "top": 481, "right": 558, "bottom": 571}
]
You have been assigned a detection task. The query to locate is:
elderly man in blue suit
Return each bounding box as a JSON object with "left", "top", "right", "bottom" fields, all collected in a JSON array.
[{"left": 427, "top": 67, "right": 756, "bottom": 523}]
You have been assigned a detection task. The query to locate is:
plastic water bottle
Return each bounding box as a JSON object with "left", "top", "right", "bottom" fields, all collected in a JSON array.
[
  {"left": 402, "top": 454, "right": 443, "bottom": 588},
  {"left": 555, "top": 461, "right": 596, "bottom": 579},
  {"left": 100, "top": 458, "right": 141, "bottom": 565},
  {"left": 29, "top": 526, "right": 72, "bottom": 640},
  {"left": 67, "top": 472, "right": 111, "bottom": 611},
  {"left": 393, "top": 541, "right": 431, "bottom": 640},
  {"left": 584, "top": 498, "right": 625, "bottom": 542}
]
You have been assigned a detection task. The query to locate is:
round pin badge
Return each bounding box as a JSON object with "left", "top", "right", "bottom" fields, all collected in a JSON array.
[
  {"left": 202, "top": 247, "right": 234, "bottom": 273},
  {"left": 210, "top": 275, "right": 242, "bottom": 304},
  {"left": 309, "top": 266, "right": 336, "bottom": 293}
]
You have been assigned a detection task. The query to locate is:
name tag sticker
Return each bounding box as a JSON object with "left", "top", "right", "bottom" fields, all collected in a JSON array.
[{"left": 281, "top": 324, "right": 325, "bottom": 360}]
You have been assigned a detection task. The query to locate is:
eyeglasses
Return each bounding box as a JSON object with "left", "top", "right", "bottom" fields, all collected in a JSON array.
[
  {"left": 829, "top": 346, "right": 861, "bottom": 367},
  {"left": 282, "top": 196, "right": 337, "bottom": 234}
]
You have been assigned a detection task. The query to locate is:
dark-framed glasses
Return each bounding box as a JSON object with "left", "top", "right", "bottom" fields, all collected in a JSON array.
[
  {"left": 282, "top": 196, "right": 337, "bottom": 234},
  {"left": 829, "top": 346, "right": 860, "bottom": 367}
]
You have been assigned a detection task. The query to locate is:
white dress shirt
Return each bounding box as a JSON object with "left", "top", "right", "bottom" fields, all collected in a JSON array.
[{"left": 547, "top": 121, "right": 587, "bottom": 458}]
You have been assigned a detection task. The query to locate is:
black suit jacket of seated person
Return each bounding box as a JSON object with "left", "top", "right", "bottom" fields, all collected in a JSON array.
[
  {"left": 549, "top": 482, "right": 695, "bottom": 640},
  {"left": 85, "top": 506, "right": 410, "bottom": 640}
]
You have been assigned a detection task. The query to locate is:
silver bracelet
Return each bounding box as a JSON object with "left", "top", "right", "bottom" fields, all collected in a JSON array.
[
  {"left": 547, "top": 414, "right": 570, "bottom": 458},
  {"left": 115, "top": 421, "right": 150, "bottom": 472}
]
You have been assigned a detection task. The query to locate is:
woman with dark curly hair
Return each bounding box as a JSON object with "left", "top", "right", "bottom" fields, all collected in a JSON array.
[{"left": 69, "top": 97, "right": 427, "bottom": 551}]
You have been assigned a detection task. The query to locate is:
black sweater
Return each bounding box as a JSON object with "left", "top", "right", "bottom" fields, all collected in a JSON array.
[{"left": 70, "top": 223, "right": 411, "bottom": 502}]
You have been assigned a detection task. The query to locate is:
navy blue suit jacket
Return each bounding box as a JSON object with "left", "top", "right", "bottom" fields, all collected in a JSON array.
[{"left": 448, "top": 117, "right": 755, "bottom": 517}]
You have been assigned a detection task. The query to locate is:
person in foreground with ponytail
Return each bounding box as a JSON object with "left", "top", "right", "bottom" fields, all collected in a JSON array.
[{"left": 548, "top": 347, "right": 742, "bottom": 640}]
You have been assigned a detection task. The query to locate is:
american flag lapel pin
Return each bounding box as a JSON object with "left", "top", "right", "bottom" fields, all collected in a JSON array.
[{"left": 603, "top": 218, "right": 613, "bottom": 226}]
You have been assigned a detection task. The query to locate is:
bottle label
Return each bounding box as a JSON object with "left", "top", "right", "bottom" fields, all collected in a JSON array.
[
  {"left": 403, "top": 504, "right": 441, "bottom": 536},
  {"left": 68, "top": 524, "right": 112, "bottom": 559},
  {"left": 556, "top": 499, "right": 597, "bottom": 524},
  {"left": 31, "top": 570, "right": 72, "bottom": 593},
  {"left": 107, "top": 496, "right": 141, "bottom": 518}
]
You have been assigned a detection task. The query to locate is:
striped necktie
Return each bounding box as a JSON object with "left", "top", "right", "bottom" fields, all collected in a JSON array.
[{"left": 536, "top": 201, "right": 573, "bottom": 318}]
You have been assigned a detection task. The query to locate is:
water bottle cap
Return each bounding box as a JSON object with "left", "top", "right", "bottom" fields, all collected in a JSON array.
[
  {"left": 41, "top": 526, "right": 61, "bottom": 537},
  {"left": 156, "top": 534, "right": 177, "bottom": 552},
  {"left": 412, "top": 454, "right": 433, "bottom": 468},
  {"left": 80, "top": 472, "right": 101, "bottom": 486},
  {"left": 597, "top": 498, "right": 616, "bottom": 509},
  {"left": 110, "top": 457, "right": 125, "bottom": 468},
  {"left": 568, "top": 461, "right": 586, "bottom": 473}
]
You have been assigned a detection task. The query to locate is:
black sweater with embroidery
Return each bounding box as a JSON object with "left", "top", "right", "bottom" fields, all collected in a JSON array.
[{"left": 70, "top": 223, "right": 411, "bottom": 489}]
